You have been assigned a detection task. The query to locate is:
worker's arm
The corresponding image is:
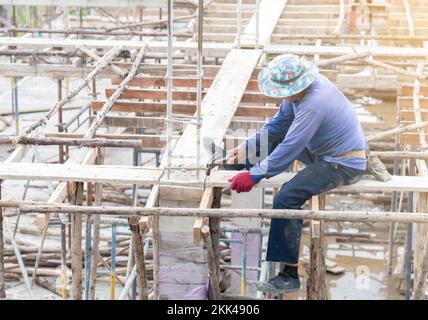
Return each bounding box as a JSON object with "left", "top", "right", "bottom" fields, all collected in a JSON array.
[
  {"left": 250, "top": 107, "right": 323, "bottom": 181},
  {"left": 241, "top": 100, "right": 295, "bottom": 160}
]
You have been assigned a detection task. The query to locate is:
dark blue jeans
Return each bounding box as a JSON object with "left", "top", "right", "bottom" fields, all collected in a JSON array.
[{"left": 266, "top": 149, "right": 365, "bottom": 264}]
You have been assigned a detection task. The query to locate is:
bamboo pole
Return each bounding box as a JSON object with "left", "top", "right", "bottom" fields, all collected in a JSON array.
[
  {"left": 15, "top": 45, "right": 124, "bottom": 142},
  {"left": 0, "top": 26, "right": 192, "bottom": 38},
  {"left": 14, "top": 136, "right": 144, "bottom": 149},
  {"left": 84, "top": 45, "right": 146, "bottom": 139},
  {"left": 363, "top": 58, "right": 426, "bottom": 81},
  {"left": 71, "top": 182, "right": 84, "bottom": 300},
  {"left": 366, "top": 121, "right": 428, "bottom": 142},
  {"left": 370, "top": 151, "right": 428, "bottom": 160},
  {"left": 84, "top": 181, "right": 94, "bottom": 300},
  {"left": 316, "top": 52, "right": 371, "bottom": 67},
  {"left": 128, "top": 215, "right": 148, "bottom": 300},
  {"left": 5, "top": 203, "right": 428, "bottom": 224},
  {"left": 77, "top": 45, "right": 127, "bottom": 78}
]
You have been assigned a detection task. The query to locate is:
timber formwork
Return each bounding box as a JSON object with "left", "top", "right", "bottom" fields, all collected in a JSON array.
[{"left": 0, "top": 0, "right": 428, "bottom": 301}]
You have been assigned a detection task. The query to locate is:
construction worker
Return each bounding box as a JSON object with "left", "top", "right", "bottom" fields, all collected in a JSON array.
[{"left": 226, "top": 54, "right": 367, "bottom": 294}]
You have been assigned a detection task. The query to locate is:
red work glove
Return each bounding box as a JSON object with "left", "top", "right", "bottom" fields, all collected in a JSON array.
[{"left": 228, "top": 171, "right": 257, "bottom": 193}]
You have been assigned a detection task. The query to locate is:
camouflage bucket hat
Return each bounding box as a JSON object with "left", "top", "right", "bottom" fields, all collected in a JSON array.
[{"left": 258, "top": 54, "right": 319, "bottom": 98}]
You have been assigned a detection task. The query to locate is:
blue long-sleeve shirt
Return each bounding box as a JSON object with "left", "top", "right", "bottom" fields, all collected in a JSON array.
[{"left": 246, "top": 74, "right": 367, "bottom": 181}]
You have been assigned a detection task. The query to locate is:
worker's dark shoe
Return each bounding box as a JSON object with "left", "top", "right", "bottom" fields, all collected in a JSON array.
[{"left": 257, "top": 271, "right": 300, "bottom": 294}]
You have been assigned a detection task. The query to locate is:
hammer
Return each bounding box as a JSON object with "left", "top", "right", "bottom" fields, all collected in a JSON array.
[
  {"left": 205, "top": 151, "right": 228, "bottom": 176},
  {"left": 204, "top": 137, "right": 246, "bottom": 176}
]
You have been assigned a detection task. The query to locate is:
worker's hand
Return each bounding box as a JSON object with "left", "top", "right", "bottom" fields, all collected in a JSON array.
[
  {"left": 226, "top": 146, "right": 246, "bottom": 165},
  {"left": 228, "top": 171, "right": 257, "bottom": 193}
]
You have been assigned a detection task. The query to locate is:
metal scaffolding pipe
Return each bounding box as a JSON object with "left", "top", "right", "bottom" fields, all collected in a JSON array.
[
  {"left": 166, "top": 0, "right": 174, "bottom": 179},
  {"left": 196, "top": 0, "right": 203, "bottom": 179}
]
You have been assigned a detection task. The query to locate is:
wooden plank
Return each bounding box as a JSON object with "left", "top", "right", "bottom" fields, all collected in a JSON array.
[
  {"left": 168, "top": 49, "right": 262, "bottom": 167},
  {"left": 206, "top": 170, "right": 428, "bottom": 193},
  {"left": 0, "top": 163, "right": 162, "bottom": 185},
  {"left": 241, "top": 0, "right": 288, "bottom": 47},
  {"left": 160, "top": 186, "right": 204, "bottom": 202}
]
